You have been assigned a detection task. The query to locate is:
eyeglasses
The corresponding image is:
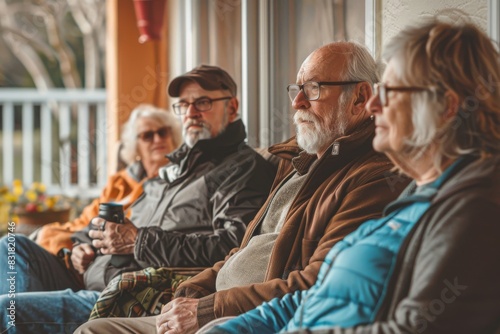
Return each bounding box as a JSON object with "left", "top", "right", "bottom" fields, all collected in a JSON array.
[
  {"left": 373, "top": 83, "right": 434, "bottom": 106},
  {"left": 172, "top": 96, "right": 232, "bottom": 115},
  {"left": 287, "top": 81, "right": 361, "bottom": 102},
  {"left": 137, "top": 127, "right": 169, "bottom": 142}
]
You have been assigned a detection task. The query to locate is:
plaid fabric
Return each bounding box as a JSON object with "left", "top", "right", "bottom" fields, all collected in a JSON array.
[{"left": 89, "top": 267, "right": 191, "bottom": 319}]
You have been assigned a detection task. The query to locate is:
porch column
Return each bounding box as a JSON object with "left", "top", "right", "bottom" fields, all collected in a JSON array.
[{"left": 106, "top": 0, "right": 169, "bottom": 175}]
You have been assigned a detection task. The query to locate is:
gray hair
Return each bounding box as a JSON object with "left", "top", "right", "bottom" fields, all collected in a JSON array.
[
  {"left": 340, "top": 41, "right": 381, "bottom": 85},
  {"left": 120, "top": 104, "right": 182, "bottom": 164},
  {"left": 383, "top": 11, "right": 500, "bottom": 170},
  {"left": 338, "top": 41, "right": 382, "bottom": 110}
]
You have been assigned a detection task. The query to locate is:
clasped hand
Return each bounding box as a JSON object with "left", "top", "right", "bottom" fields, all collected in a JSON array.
[
  {"left": 71, "top": 243, "right": 95, "bottom": 274},
  {"left": 88, "top": 217, "right": 138, "bottom": 255},
  {"left": 156, "top": 298, "right": 200, "bottom": 334}
]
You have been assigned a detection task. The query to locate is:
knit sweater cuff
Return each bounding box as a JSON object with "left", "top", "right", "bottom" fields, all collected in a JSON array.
[{"left": 197, "top": 294, "right": 216, "bottom": 328}]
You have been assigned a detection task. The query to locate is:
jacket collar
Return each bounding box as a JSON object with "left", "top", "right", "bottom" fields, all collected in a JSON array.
[
  {"left": 166, "top": 119, "right": 247, "bottom": 164},
  {"left": 383, "top": 155, "right": 482, "bottom": 215},
  {"left": 433, "top": 154, "right": 499, "bottom": 203},
  {"left": 159, "top": 119, "right": 247, "bottom": 183},
  {"left": 269, "top": 118, "right": 376, "bottom": 175}
]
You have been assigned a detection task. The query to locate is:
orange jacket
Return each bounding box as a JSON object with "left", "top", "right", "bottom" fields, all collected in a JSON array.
[{"left": 36, "top": 163, "right": 146, "bottom": 255}]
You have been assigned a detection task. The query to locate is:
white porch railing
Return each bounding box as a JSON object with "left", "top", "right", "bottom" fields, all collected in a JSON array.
[{"left": 0, "top": 89, "right": 107, "bottom": 198}]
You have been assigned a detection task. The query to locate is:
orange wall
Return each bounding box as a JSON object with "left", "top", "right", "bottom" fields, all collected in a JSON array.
[{"left": 106, "top": 0, "right": 169, "bottom": 174}]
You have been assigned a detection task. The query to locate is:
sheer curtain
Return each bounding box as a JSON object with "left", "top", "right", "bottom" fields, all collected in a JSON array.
[
  {"left": 168, "top": 0, "right": 241, "bottom": 92},
  {"left": 168, "top": 0, "right": 366, "bottom": 147}
]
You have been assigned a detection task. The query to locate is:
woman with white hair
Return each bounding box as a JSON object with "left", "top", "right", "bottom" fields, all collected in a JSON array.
[
  {"left": 36, "top": 104, "right": 181, "bottom": 256},
  {"left": 202, "top": 13, "right": 500, "bottom": 334},
  {"left": 119, "top": 104, "right": 181, "bottom": 173}
]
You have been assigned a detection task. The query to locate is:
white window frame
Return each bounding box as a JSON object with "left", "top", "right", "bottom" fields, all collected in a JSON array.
[{"left": 488, "top": 0, "right": 500, "bottom": 44}]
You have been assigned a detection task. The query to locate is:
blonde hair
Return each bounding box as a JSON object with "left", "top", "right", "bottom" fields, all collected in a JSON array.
[
  {"left": 120, "top": 104, "right": 182, "bottom": 164},
  {"left": 384, "top": 10, "right": 500, "bottom": 170}
]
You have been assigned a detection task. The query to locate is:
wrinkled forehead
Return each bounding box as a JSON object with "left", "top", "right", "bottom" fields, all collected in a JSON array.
[{"left": 296, "top": 49, "right": 347, "bottom": 83}]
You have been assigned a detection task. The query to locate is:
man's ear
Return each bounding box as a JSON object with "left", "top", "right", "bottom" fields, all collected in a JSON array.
[
  {"left": 352, "top": 82, "right": 371, "bottom": 115},
  {"left": 228, "top": 97, "right": 239, "bottom": 121},
  {"left": 443, "top": 90, "right": 459, "bottom": 120}
]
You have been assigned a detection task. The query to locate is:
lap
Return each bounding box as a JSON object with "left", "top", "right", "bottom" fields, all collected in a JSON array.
[
  {"left": 0, "top": 289, "right": 100, "bottom": 334},
  {"left": 75, "top": 315, "right": 158, "bottom": 334},
  {"left": 196, "top": 316, "right": 237, "bottom": 334},
  {"left": 0, "top": 234, "right": 80, "bottom": 293}
]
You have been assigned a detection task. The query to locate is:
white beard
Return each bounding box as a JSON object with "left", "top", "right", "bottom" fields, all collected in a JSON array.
[
  {"left": 182, "top": 108, "right": 229, "bottom": 148},
  {"left": 183, "top": 120, "right": 212, "bottom": 148},
  {"left": 293, "top": 112, "right": 332, "bottom": 154},
  {"left": 293, "top": 90, "right": 352, "bottom": 155}
]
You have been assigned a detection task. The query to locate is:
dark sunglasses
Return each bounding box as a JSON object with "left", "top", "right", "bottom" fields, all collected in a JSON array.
[{"left": 137, "top": 127, "right": 169, "bottom": 142}]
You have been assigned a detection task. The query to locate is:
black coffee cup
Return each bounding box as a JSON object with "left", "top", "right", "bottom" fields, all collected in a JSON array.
[
  {"left": 98, "top": 203, "right": 125, "bottom": 224},
  {"left": 98, "top": 203, "right": 132, "bottom": 267}
]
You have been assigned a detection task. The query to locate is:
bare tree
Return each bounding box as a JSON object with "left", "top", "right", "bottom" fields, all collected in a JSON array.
[
  {"left": 0, "top": 0, "right": 106, "bottom": 189},
  {"left": 66, "top": 0, "right": 105, "bottom": 88},
  {"left": 0, "top": 0, "right": 106, "bottom": 89}
]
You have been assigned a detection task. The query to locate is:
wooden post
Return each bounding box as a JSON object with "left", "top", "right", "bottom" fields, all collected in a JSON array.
[{"left": 105, "top": 0, "right": 168, "bottom": 175}]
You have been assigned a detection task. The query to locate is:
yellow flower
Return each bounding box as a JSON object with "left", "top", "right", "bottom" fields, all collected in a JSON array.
[
  {"left": 0, "top": 186, "right": 8, "bottom": 195},
  {"left": 4, "top": 181, "right": 67, "bottom": 214},
  {"left": 13, "top": 185, "right": 24, "bottom": 196},
  {"left": 45, "top": 197, "right": 56, "bottom": 209},
  {"left": 25, "top": 190, "right": 38, "bottom": 202},
  {"left": 6, "top": 194, "right": 18, "bottom": 203},
  {"left": 33, "top": 182, "right": 46, "bottom": 193}
]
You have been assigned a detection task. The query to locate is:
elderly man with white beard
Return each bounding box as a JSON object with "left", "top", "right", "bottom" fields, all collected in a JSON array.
[{"left": 75, "top": 41, "right": 410, "bottom": 334}]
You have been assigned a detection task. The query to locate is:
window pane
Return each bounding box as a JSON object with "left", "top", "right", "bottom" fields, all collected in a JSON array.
[{"left": 168, "top": 0, "right": 366, "bottom": 147}]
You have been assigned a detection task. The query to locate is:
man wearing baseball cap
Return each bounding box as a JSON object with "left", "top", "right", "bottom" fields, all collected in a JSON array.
[
  {"left": 168, "top": 65, "right": 238, "bottom": 148},
  {"left": 2, "top": 65, "right": 276, "bottom": 333},
  {"left": 168, "top": 64, "right": 237, "bottom": 97}
]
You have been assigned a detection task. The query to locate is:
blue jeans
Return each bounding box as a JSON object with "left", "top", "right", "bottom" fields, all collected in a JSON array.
[{"left": 0, "top": 235, "right": 100, "bottom": 333}]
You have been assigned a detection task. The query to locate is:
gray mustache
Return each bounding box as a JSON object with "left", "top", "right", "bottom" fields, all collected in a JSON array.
[{"left": 184, "top": 120, "right": 210, "bottom": 130}]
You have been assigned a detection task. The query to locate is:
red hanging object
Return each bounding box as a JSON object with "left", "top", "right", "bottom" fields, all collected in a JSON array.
[{"left": 132, "top": 0, "right": 167, "bottom": 43}]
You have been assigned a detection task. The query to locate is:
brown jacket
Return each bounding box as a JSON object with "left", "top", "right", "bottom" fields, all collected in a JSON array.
[
  {"left": 174, "top": 120, "right": 410, "bottom": 326},
  {"left": 36, "top": 162, "right": 147, "bottom": 255}
]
